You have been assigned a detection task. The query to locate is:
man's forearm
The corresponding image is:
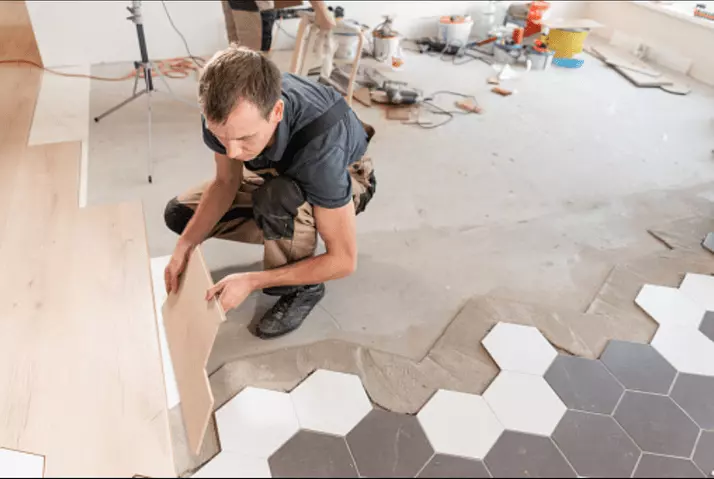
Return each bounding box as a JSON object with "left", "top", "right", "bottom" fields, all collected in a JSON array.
[
  {"left": 179, "top": 179, "right": 238, "bottom": 248},
  {"left": 247, "top": 251, "right": 355, "bottom": 291}
]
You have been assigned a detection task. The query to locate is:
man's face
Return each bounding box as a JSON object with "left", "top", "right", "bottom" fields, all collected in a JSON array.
[{"left": 206, "top": 99, "right": 284, "bottom": 162}]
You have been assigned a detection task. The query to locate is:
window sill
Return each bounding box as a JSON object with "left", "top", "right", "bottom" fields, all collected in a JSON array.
[{"left": 632, "top": 1, "right": 714, "bottom": 31}]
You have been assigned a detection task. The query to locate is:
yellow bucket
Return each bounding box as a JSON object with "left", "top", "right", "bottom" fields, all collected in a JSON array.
[{"left": 545, "top": 29, "right": 589, "bottom": 58}]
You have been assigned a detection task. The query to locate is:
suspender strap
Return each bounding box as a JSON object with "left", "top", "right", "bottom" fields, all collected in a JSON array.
[{"left": 277, "top": 98, "right": 350, "bottom": 172}]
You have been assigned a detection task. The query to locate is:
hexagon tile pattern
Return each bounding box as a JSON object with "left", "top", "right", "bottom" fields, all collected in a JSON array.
[
  {"left": 482, "top": 322, "right": 557, "bottom": 376},
  {"left": 190, "top": 291, "right": 714, "bottom": 479}
]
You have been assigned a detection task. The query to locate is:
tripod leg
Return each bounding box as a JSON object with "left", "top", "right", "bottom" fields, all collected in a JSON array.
[
  {"left": 151, "top": 61, "right": 200, "bottom": 110},
  {"left": 94, "top": 89, "right": 147, "bottom": 122},
  {"left": 132, "top": 69, "right": 140, "bottom": 95},
  {"left": 146, "top": 66, "right": 153, "bottom": 184}
]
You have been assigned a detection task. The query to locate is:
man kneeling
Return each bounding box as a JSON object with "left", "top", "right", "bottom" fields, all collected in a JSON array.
[{"left": 163, "top": 46, "right": 376, "bottom": 339}]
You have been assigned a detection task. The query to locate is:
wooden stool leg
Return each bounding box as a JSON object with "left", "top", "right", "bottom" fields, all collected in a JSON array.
[{"left": 289, "top": 17, "right": 309, "bottom": 74}]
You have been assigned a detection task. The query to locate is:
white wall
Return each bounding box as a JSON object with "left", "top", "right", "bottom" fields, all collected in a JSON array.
[
  {"left": 585, "top": 1, "right": 714, "bottom": 85},
  {"left": 26, "top": 0, "right": 227, "bottom": 67},
  {"left": 27, "top": 1, "right": 589, "bottom": 68}
]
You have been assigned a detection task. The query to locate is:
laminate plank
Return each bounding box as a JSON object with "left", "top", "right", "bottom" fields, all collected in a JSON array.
[
  {"left": 0, "top": 66, "right": 42, "bottom": 243},
  {"left": 163, "top": 247, "right": 226, "bottom": 455},
  {"left": 0, "top": 143, "right": 174, "bottom": 477}
]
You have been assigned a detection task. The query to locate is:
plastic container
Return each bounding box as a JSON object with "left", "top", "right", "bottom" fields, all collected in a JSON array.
[
  {"left": 545, "top": 28, "right": 589, "bottom": 58},
  {"left": 333, "top": 20, "right": 361, "bottom": 61},
  {"left": 437, "top": 15, "right": 474, "bottom": 47}
]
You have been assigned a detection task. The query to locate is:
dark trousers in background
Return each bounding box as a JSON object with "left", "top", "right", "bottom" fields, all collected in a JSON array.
[{"left": 221, "top": 0, "right": 276, "bottom": 52}]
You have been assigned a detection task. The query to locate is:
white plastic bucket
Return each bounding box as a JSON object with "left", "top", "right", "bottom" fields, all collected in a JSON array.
[
  {"left": 437, "top": 17, "right": 474, "bottom": 47},
  {"left": 334, "top": 21, "right": 361, "bottom": 61}
]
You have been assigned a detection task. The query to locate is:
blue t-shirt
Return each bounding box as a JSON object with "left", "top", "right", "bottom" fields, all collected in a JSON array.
[{"left": 202, "top": 73, "right": 368, "bottom": 209}]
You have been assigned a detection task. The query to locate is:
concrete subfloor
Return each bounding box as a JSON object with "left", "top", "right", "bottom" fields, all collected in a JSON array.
[
  {"left": 87, "top": 47, "right": 714, "bottom": 371},
  {"left": 80, "top": 46, "right": 714, "bottom": 476}
]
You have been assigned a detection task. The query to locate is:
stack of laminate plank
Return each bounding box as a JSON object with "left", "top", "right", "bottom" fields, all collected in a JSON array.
[{"left": 0, "top": 65, "right": 175, "bottom": 477}]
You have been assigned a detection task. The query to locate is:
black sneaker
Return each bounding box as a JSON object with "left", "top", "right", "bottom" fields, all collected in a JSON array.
[{"left": 255, "top": 284, "right": 326, "bottom": 339}]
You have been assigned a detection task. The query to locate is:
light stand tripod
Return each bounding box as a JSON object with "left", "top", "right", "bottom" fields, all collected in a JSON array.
[{"left": 94, "top": 0, "right": 198, "bottom": 183}]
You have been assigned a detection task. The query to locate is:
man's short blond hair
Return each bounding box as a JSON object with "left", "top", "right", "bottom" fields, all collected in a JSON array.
[{"left": 198, "top": 45, "right": 282, "bottom": 124}]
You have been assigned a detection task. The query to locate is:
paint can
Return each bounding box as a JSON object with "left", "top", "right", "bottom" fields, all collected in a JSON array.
[{"left": 526, "top": 48, "right": 554, "bottom": 70}]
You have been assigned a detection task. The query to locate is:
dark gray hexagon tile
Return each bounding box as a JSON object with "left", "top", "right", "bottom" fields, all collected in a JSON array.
[
  {"left": 600, "top": 340, "right": 676, "bottom": 394},
  {"left": 346, "top": 409, "right": 434, "bottom": 478},
  {"left": 671, "top": 374, "right": 714, "bottom": 430},
  {"left": 484, "top": 431, "right": 576, "bottom": 478},
  {"left": 545, "top": 356, "right": 624, "bottom": 414},
  {"left": 269, "top": 430, "right": 358, "bottom": 478},
  {"left": 701, "top": 311, "right": 714, "bottom": 342},
  {"left": 633, "top": 454, "right": 705, "bottom": 478},
  {"left": 693, "top": 430, "right": 714, "bottom": 478},
  {"left": 418, "top": 455, "right": 491, "bottom": 478},
  {"left": 614, "top": 391, "right": 699, "bottom": 457},
  {"left": 552, "top": 410, "right": 640, "bottom": 478}
]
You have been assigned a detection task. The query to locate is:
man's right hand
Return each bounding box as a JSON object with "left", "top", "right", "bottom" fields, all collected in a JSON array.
[{"left": 165, "top": 240, "right": 194, "bottom": 294}]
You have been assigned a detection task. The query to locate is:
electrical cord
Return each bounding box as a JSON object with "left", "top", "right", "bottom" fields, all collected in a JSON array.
[
  {"left": 414, "top": 91, "right": 477, "bottom": 130},
  {"left": 160, "top": 0, "right": 206, "bottom": 69},
  {"left": 276, "top": 19, "right": 297, "bottom": 40}
]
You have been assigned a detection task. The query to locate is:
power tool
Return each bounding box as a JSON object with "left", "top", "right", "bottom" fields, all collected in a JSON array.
[{"left": 370, "top": 80, "right": 423, "bottom": 105}]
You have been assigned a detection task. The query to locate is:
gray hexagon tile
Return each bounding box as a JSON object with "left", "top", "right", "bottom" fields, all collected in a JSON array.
[
  {"left": 544, "top": 356, "right": 624, "bottom": 414},
  {"left": 614, "top": 391, "right": 700, "bottom": 458},
  {"left": 651, "top": 325, "right": 714, "bottom": 377},
  {"left": 633, "top": 454, "right": 705, "bottom": 478},
  {"left": 701, "top": 311, "right": 714, "bottom": 342},
  {"left": 483, "top": 431, "right": 576, "bottom": 478},
  {"left": 346, "top": 409, "right": 434, "bottom": 478},
  {"left": 417, "top": 455, "right": 491, "bottom": 478},
  {"left": 192, "top": 451, "right": 271, "bottom": 478},
  {"left": 215, "top": 387, "right": 300, "bottom": 458},
  {"left": 635, "top": 284, "right": 705, "bottom": 328},
  {"left": 600, "top": 340, "right": 677, "bottom": 394},
  {"left": 670, "top": 374, "right": 714, "bottom": 430},
  {"left": 552, "top": 411, "right": 640, "bottom": 478},
  {"left": 482, "top": 323, "right": 557, "bottom": 376},
  {"left": 269, "top": 430, "right": 358, "bottom": 478},
  {"left": 693, "top": 431, "right": 714, "bottom": 478},
  {"left": 289, "top": 370, "right": 372, "bottom": 436},
  {"left": 483, "top": 371, "right": 566, "bottom": 436},
  {"left": 678, "top": 273, "right": 714, "bottom": 312},
  {"left": 417, "top": 390, "right": 503, "bottom": 460}
]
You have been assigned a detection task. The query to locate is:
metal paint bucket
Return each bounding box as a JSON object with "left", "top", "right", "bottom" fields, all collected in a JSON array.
[{"left": 527, "top": 49, "right": 554, "bottom": 70}]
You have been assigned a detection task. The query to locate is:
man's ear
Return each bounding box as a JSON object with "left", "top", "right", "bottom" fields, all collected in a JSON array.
[{"left": 271, "top": 99, "right": 284, "bottom": 123}]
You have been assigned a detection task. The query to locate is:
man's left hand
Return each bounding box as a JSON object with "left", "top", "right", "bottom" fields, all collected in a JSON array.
[{"left": 206, "top": 273, "right": 256, "bottom": 312}]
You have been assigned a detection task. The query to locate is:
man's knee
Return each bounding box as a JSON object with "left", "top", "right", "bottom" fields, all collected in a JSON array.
[
  {"left": 164, "top": 197, "right": 194, "bottom": 235},
  {"left": 253, "top": 176, "right": 305, "bottom": 240}
]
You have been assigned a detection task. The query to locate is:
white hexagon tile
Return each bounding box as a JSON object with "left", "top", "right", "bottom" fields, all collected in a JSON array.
[
  {"left": 417, "top": 389, "right": 504, "bottom": 460},
  {"left": 191, "top": 451, "right": 271, "bottom": 479},
  {"left": 482, "top": 322, "right": 557, "bottom": 376},
  {"left": 214, "top": 387, "right": 300, "bottom": 458},
  {"left": 651, "top": 325, "right": 714, "bottom": 377},
  {"left": 289, "top": 369, "right": 372, "bottom": 436},
  {"left": 678, "top": 273, "right": 714, "bottom": 313},
  {"left": 483, "top": 370, "right": 567, "bottom": 436},
  {"left": 635, "top": 284, "right": 705, "bottom": 329},
  {"left": 0, "top": 448, "right": 44, "bottom": 478}
]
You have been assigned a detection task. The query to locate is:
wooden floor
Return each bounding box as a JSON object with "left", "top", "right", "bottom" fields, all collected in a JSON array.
[{"left": 0, "top": 65, "right": 175, "bottom": 477}]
